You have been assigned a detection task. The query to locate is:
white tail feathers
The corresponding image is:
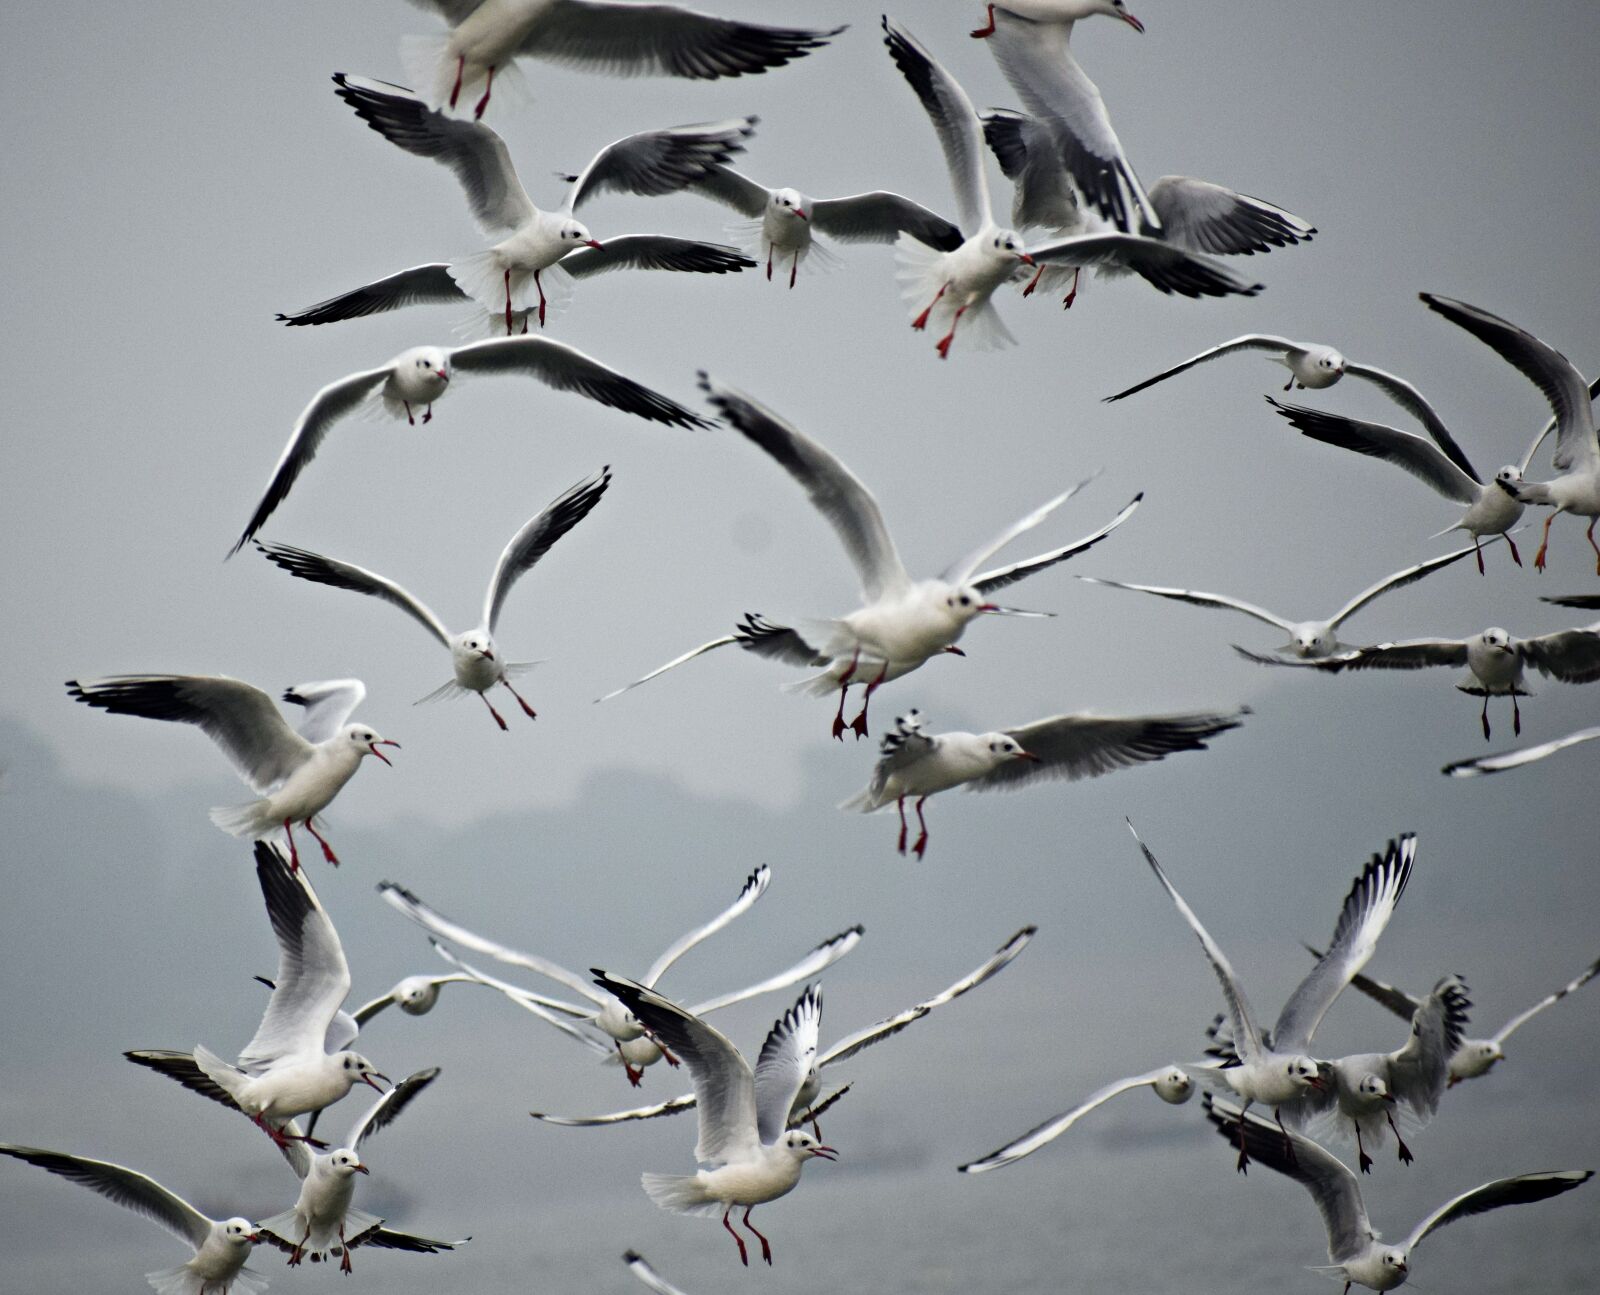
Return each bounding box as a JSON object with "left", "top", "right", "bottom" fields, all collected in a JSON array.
[
  {"left": 895, "top": 232, "right": 1017, "bottom": 352},
  {"left": 448, "top": 255, "right": 575, "bottom": 327},
  {"left": 147, "top": 1263, "right": 267, "bottom": 1295},
  {"left": 192, "top": 1045, "right": 248, "bottom": 1101},
  {"left": 641, "top": 1172, "right": 718, "bottom": 1217},
  {"left": 399, "top": 33, "right": 457, "bottom": 109},
  {"left": 209, "top": 799, "right": 273, "bottom": 840},
  {"left": 837, "top": 788, "right": 878, "bottom": 814}
]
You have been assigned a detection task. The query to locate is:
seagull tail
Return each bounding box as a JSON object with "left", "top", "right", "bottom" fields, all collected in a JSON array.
[
  {"left": 147, "top": 1263, "right": 268, "bottom": 1295},
  {"left": 208, "top": 799, "right": 273, "bottom": 841},
  {"left": 837, "top": 787, "right": 882, "bottom": 814},
  {"left": 641, "top": 1172, "right": 718, "bottom": 1217},
  {"left": 398, "top": 33, "right": 457, "bottom": 109},
  {"left": 191, "top": 1044, "right": 248, "bottom": 1102}
]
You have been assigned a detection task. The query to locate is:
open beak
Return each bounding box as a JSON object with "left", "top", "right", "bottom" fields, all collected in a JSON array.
[
  {"left": 368, "top": 740, "right": 401, "bottom": 766},
  {"left": 811, "top": 1145, "right": 838, "bottom": 1161},
  {"left": 481, "top": 648, "right": 495, "bottom": 661},
  {"left": 364, "top": 1071, "right": 392, "bottom": 1092},
  {"left": 354, "top": 1163, "right": 371, "bottom": 1175},
  {"left": 982, "top": 604, "right": 1054, "bottom": 618},
  {"left": 1306, "top": 1075, "right": 1327, "bottom": 1091},
  {"left": 585, "top": 239, "right": 605, "bottom": 250},
  {"left": 1122, "top": 11, "right": 1145, "bottom": 32}
]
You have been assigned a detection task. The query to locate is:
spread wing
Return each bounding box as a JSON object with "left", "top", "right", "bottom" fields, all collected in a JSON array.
[
  {"left": 1404, "top": 1170, "right": 1594, "bottom": 1253},
  {"left": 280, "top": 679, "right": 367, "bottom": 744},
  {"left": 624, "top": 1250, "right": 693, "bottom": 1295},
  {"left": 1027, "top": 231, "right": 1261, "bottom": 299},
  {"left": 558, "top": 235, "right": 754, "bottom": 278},
  {"left": 530, "top": 1093, "right": 697, "bottom": 1126},
  {"left": 1493, "top": 954, "right": 1600, "bottom": 1043},
  {"left": 1077, "top": 576, "right": 1293, "bottom": 633},
  {"left": 1327, "top": 545, "right": 1482, "bottom": 629},
  {"left": 1103, "top": 335, "right": 1307, "bottom": 403},
  {"left": 942, "top": 472, "right": 1101, "bottom": 586},
  {"left": 1147, "top": 175, "right": 1316, "bottom": 255},
  {"left": 562, "top": 117, "right": 755, "bottom": 212},
  {"left": 1267, "top": 396, "right": 1484, "bottom": 499},
  {"left": 0, "top": 1146, "right": 213, "bottom": 1248},
  {"left": 256, "top": 543, "right": 453, "bottom": 648},
  {"left": 483, "top": 467, "right": 611, "bottom": 632},
  {"left": 809, "top": 191, "right": 963, "bottom": 250},
  {"left": 1444, "top": 726, "right": 1600, "bottom": 777},
  {"left": 975, "top": 710, "right": 1248, "bottom": 791},
  {"left": 276, "top": 263, "right": 464, "bottom": 326},
  {"left": 1388, "top": 977, "right": 1471, "bottom": 1122},
  {"left": 1517, "top": 624, "right": 1600, "bottom": 683},
  {"left": 348, "top": 1067, "right": 441, "bottom": 1151},
  {"left": 752, "top": 986, "right": 822, "bottom": 1145},
  {"left": 642, "top": 865, "right": 770, "bottom": 988},
  {"left": 980, "top": 109, "right": 1080, "bottom": 233},
  {"left": 688, "top": 926, "right": 864, "bottom": 1017},
  {"left": 1341, "top": 361, "right": 1476, "bottom": 482},
  {"left": 972, "top": 493, "right": 1142, "bottom": 594}
]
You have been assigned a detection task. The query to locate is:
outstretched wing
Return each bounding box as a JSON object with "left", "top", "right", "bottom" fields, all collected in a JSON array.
[
  {"left": 752, "top": 985, "right": 822, "bottom": 1145},
  {"left": 276, "top": 263, "right": 464, "bottom": 326},
  {"left": 563, "top": 117, "right": 756, "bottom": 212},
  {"left": 642, "top": 865, "right": 771, "bottom": 989},
  {"left": 1266, "top": 397, "right": 1482, "bottom": 499},
  {"left": 349, "top": 1067, "right": 441, "bottom": 1151},
  {"left": 1104, "top": 335, "right": 1307, "bottom": 403},
  {"left": 976, "top": 710, "right": 1248, "bottom": 791},
  {"left": 1078, "top": 576, "right": 1293, "bottom": 634},
  {"left": 256, "top": 543, "right": 453, "bottom": 648},
  {"left": 973, "top": 494, "right": 1142, "bottom": 594},
  {"left": 1147, "top": 176, "right": 1316, "bottom": 255},
  {"left": 0, "top": 1145, "right": 213, "bottom": 1248},
  {"left": 1404, "top": 1170, "right": 1593, "bottom": 1252},
  {"left": 483, "top": 467, "right": 611, "bottom": 632}
]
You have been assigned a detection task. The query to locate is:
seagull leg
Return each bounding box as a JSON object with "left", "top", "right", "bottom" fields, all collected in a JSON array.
[
  {"left": 789, "top": 252, "right": 799, "bottom": 290},
  {"left": 617, "top": 1042, "right": 644, "bottom": 1088},
  {"left": 1233, "top": 1100, "right": 1253, "bottom": 1174},
  {"left": 281, "top": 820, "right": 302, "bottom": 874},
  {"left": 1283, "top": 375, "right": 1294, "bottom": 392},
  {"left": 480, "top": 692, "right": 509, "bottom": 731},
  {"left": 1060, "top": 268, "right": 1079, "bottom": 310},
  {"left": 501, "top": 678, "right": 537, "bottom": 720},
  {"left": 1020, "top": 263, "right": 1045, "bottom": 297},
  {"left": 936, "top": 306, "right": 968, "bottom": 359},
  {"left": 1274, "top": 1107, "right": 1297, "bottom": 1166},
  {"left": 503, "top": 269, "right": 514, "bottom": 336},
  {"left": 422, "top": 403, "right": 433, "bottom": 424},
  {"left": 472, "top": 65, "right": 495, "bottom": 120},
  {"left": 1587, "top": 518, "right": 1600, "bottom": 575},
  {"left": 970, "top": 3, "right": 997, "bottom": 37},
  {"left": 403, "top": 402, "right": 416, "bottom": 427},
  {"left": 535, "top": 270, "right": 548, "bottom": 328},
  {"left": 1355, "top": 1121, "right": 1373, "bottom": 1174},
  {"left": 1481, "top": 695, "right": 1491, "bottom": 741},
  {"left": 722, "top": 1206, "right": 749, "bottom": 1266},
  {"left": 850, "top": 663, "right": 888, "bottom": 738},
  {"left": 1473, "top": 534, "right": 1485, "bottom": 576},
  {"left": 304, "top": 818, "right": 340, "bottom": 867},
  {"left": 1512, "top": 692, "right": 1521, "bottom": 737},
  {"left": 1505, "top": 532, "right": 1522, "bottom": 567},
  {"left": 338, "top": 1225, "right": 354, "bottom": 1274},
  {"left": 895, "top": 797, "right": 909, "bottom": 855},
  {"left": 1533, "top": 511, "right": 1555, "bottom": 572},
  {"left": 661, "top": 1045, "right": 682, "bottom": 1068},
  {"left": 912, "top": 796, "right": 930, "bottom": 860},
  {"left": 832, "top": 651, "right": 860, "bottom": 741},
  {"left": 288, "top": 1224, "right": 310, "bottom": 1266},
  {"left": 449, "top": 55, "right": 465, "bottom": 110},
  {"left": 912, "top": 283, "right": 948, "bottom": 331},
  {"left": 1387, "top": 1111, "right": 1414, "bottom": 1165},
  {"left": 743, "top": 1207, "right": 774, "bottom": 1266}
]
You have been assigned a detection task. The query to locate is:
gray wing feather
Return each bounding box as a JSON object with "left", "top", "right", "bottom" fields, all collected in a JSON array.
[
  {"left": 1517, "top": 625, "right": 1600, "bottom": 683},
  {"left": 1388, "top": 977, "right": 1470, "bottom": 1121},
  {"left": 976, "top": 710, "right": 1247, "bottom": 791},
  {"left": 276, "top": 264, "right": 465, "bottom": 326},
  {"left": 1027, "top": 231, "right": 1261, "bottom": 299},
  {"left": 973, "top": 493, "right": 1142, "bottom": 593},
  {"left": 1077, "top": 576, "right": 1293, "bottom": 633},
  {"left": 752, "top": 986, "right": 822, "bottom": 1145},
  {"left": 1267, "top": 396, "right": 1484, "bottom": 498},
  {"left": 810, "top": 192, "right": 963, "bottom": 250},
  {"left": 959, "top": 1068, "right": 1182, "bottom": 1173},
  {"left": 1103, "top": 335, "right": 1307, "bottom": 402},
  {"left": 1147, "top": 176, "right": 1315, "bottom": 255},
  {"left": 686, "top": 164, "right": 770, "bottom": 215},
  {"left": 256, "top": 542, "right": 453, "bottom": 648},
  {"left": 349, "top": 1067, "right": 441, "bottom": 1151},
  {"left": 1328, "top": 546, "right": 1482, "bottom": 628},
  {"left": 0, "top": 1146, "right": 213, "bottom": 1248},
  {"left": 642, "top": 865, "right": 770, "bottom": 989},
  {"left": 1405, "top": 1170, "right": 1594, "bottom": 1252},
  {"left": 558, "top": 234, "right": 754, "bottom": 278},
  {"left": 1341, "top": 361, "right": 1477, "bottom": 482},
  {"left": 280, "top": 679, "right": 367, "bottom": 745},
  {"left": 483, "top": 467, "right": 611, "bottom": 632},
  {"left": 563, "top": 117, "right": 756, "bottom": 212}
]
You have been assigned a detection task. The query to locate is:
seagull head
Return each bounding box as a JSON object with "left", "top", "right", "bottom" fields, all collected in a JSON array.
[
  {"left": 1305, "top": 345, "right": 1346, "bottom": 379},
  {"left": 1357, "top": 1073, "right": 1394, "bottom": 1103},
  {"left": 405, "top": 346, "right": 451, "bottom": 387},
  {"left": 1381, "top": 1250, "right": 1409, "bottom": 1279},
  {"left": 340, "top": 1052, "right": 391, "bottom": 1092},
  {"left": 329, "top": 1148, "right": 371, "bottom": 1177},
  {"left": 560, "top": 218, "right": 603, "bottom": 250},
  {"left": 1290, "top": 624, "right": 1335, "bottom": 657},
  {"left": 453, "top": 632, "right": 497, "bottom": 665},
  {"left": 781, "top": 1129, "right": 837, "bottom": 1162},
  {"left": 347, "top": 726, "right": 400, "bottom": 765},
  {"left": 1461, "top": 1039, "right": 1505, "bottom": 1076},
  {"left": 394, "top": 975, "right": 445, "bottom": 1016},
  {"left": 986, "top": 228, "right": 1034, "bottom": 267},
  {"left": 1493, "top": 465, "right": 1528, "bottom": 500},
  {"left": 1287, "top": 1056, "right": 1325, "bottom": 1091},
  {"left": 944, "top": 585, "right": 999, "bottom": 624},
  {"left": 222, "top": 1219, "right": 260, "bottom": 1246},
  {"left": 1153, "top": 1067, "right": 1194, "bottom": 1105},
  {"left": 1099, "top": 0, "right": 1145, "bottom": 33},
  {"left": 771, "top": 187, "right": 808, "bottom": 222},
  {"left": 982, "top": 734, "right": 1040, "bottom": 765},
  {"left": 1480, "top": 627, "right": 1515, "bottom": 655}
]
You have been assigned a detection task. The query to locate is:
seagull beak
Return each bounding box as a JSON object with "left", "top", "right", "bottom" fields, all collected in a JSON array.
[
  {"left": 793, "top": 207, "right": 808, "bottom": 221},
  {"left": 811, "top": 1145, "right": 838, "bottom": 1161},
  {"left": 436, "top": 369, "right": 449, "bottom": 381},
  {"left": 481, "top": 648, "right": 495, "bottom": 661},
  {"left": 364, "top": 1071, "right": 392, "bottom": 1092},
  {"left": 585, "top": 239, "right": 605, "bottom": 250},
  {"left": 354, "top": 1162, "right": 371, "bottom": 1175},
  {"left": 1381, "top": 1092, "right": 1397, "bottom": 1104},
  {"left": 981, "top": 604, "right": 1054, "bottom": 618},
  {"left": 1121, "top": 11, "right": 1145, "bottom": 33},
  {"left": 368, "top": 740, "right": 400, "bottom": 766},
  {"left": 977, "top": 602, "right": 1002, "bottom": 613},
  {"left": 942, "top": 645, "right": 966, "bottom": 656},
  {"left": 248, "top": 1233, "right": 262, "bottom": 1244},
  {"left": 1017, "top": 252, "right": 1036, "bottom": 266},
  {"left": 1014, "top": 749, "right": 1042, "bottom": 762}
]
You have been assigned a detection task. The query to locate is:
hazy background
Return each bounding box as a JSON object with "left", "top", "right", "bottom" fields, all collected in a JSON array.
[{"left": 2, "top": 1, "right": 1597, "bottom": 1291}]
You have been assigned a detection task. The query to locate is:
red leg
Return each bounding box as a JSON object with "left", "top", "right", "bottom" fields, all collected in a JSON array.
[
  {"left": 1505, "top": 532, "right": 1522, "bottom": 566},
  {"left": 503, "top": 268, "right": 514, "bottom": 336},
  {"left": 912, "top": 282, "right": 948, "bottom": 331},
  {"left": 1060, "top": 267, "right": 1079, "bottom": 309},
  {"left": 912, "top": 796, "right": 930, "bottom": 859},
  {"left": 281, "top": 820, "right": 302, "bottom": 873},
  {"left": 661, "top": 1045, "right": 681, "bottom": 1068},
  {"left": 722, "top": 1206, "right": 749, "bottom": 1266},
  {"left": 501, "top": 679, "right": 537, "bottom": 720},
  {"left": 831, "top": 650, "right": 860, "bottom": 741},
  {"left": 1274, "top": 1108, "right": 1298, "bottom": 1166},
  {"left": 1387, "top": 1111, "right": 1414, "bottom": 1165},
  {"left": 422, "top": 403, "right": 433, "bottom": 424},
  {"left": 338, "top": 1224, "right": 353, "bottom": 1274},
  {"left": 449, "top": 55, "right": 465, "bottom": 110},
  {"left": 789, "top": 253, "right": 798, "bottom": 290},
  {"left": 743, "top": 1207, "right": 773, "bottom": 1266},
  {"left": 849, "top": 662, "right": 888, "bottom": 738},
  {"left": 304, "top": 818, "right": 340, "bottom": 866},
  {"left": 1534, "top": 511, "right": 1555, "bottom": 571},
  {"left": 480, "top": 691, "right": 508, "bottom": 731},
  {"left": 535, "top": 269, "right": 548, "bottom": 327},
  {"left": 403, "top": 401, "right": 416, "bottom": 427},
  {"left": 970, "top": 3, "right": 997, "bottom": 37},
  {"left": 936, "top": 305, "right": 967, "bottom": 359},
  {"left": 472, "top": 64, "right": 495, "bottom": 120},
  {"left": 895, "top": 796, "right": 908, "bottom": 855},
  {"left": 618, "top": 1043, "right": 643, "bottom": 1088},
  {"left": 1020, "top": 263, "right": 1045, "bottom": 297}
]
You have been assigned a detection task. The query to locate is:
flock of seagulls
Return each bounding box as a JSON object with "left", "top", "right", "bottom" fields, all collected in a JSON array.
[{"left": 13, "top": 1, "right": 1599, "bottom": 1292}]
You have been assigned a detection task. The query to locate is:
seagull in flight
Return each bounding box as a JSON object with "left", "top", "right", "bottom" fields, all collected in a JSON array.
[
  {"left": 1443, "top": 724, "right": 1600, "bottom": 777},
  {"left": 65, "top": 677, "right": 395, "bottom": 871},
  {"left": 256, "top": 468, "right": 610, "bottom": 729}
]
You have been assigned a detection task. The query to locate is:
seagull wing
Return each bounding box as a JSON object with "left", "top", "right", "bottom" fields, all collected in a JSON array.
[
  {"left": 975, "top": 710, "right": 1248, "bottom": 792},
  {"left": 531, "top": 1094, "right": 698, "bottom": 1126},
  {"left": 1266, "top": 397, "right": 1482, "bottom": 497},
  {"left": 275, "top": 264, "right": 465, "bottom": 326},
  {"left": 624, "top": 1250, "right": 693, "bottom": 1295},
  {"left": 0, "top": 1146, "right": 213, "bottom": 1248},
  {"left": 959, "top": 1068, "right": 1186, "bottom": 1173},
  {"left": 376, "top": 880, "right": 604, "bottom": 1008},
  {"left": 1404, "top": 1170, "right": 1594, "bottom": 1253},
  {"left": 514, "top": 3, "right": 843, "bottom": 79},
  {"left": 752, "top": 986, "right": 822, "bottom": 1145},
  {"left": 557, "top": 235, "right": 755, "bottom": 278},
  {"left": 1327, "top": 545, "right": 1482, "bottom": 629},
  {"left": 1272, "top": 835, "right": 1415, "bottom": 1053},
  {"left": 1027, "top": 232, "right": 1261, "bottom": 299},
  {"left": 942, "top": 472, "right": 1100, "bottom": 585},
  {"left": 256, "top": 542, "right": 453, "bottom": 648},
  {"left": 239, "top": 844, "right": 352, "bottom": 1068},
  {"left": 231, "top": 364, "right": 394, "bottom": 554},
  {"left": 1077, "top": 576, "right": 1294, "bottom": 633},
  {"left": 428, "top": 941, "right": 614, "bottom": 1055},
  {"left": 563, "top": 116, "right": 756, "bottom": 212},
  {"left": 980, "top": 109, "right": 1080, "bottom": 233},
  {"left": 688, "top": 927, "right": 864, "bottom": 1017},
  {"left": 334, "top": 74, "right": 535, "bottom": 233},
  {"left": 1444, "top": 727, "right": 1600, "bottom": 777},
  {"left": 972, "top": 493, "right": 1142, "bottom": 594},
  {"left": 700, "top": 373, "right": 910, "bottom": 601},
  {"left": 1103, "top": 335, "right": 1307, "bottom": 402},
  {"left": 685, "top": 163, "right": 770, "bottom": 216},
  {"left": 881, "top": 17, "right": 991, "bottom": 235},
  {"left": 1422, "top": 293, "right": 1596, "bottom": 475},
  {"left": 1387, "top": 977, "right": 1471, "bottom": 1122},
  {"left": 643, "top": 865, "right": 771, "bottom": 988},
  {"left": 350, "top": 974, "right": 476, "bottom": 1026},
  {"left": 1336, "top": 965, "right": 1424, "bottom": 1022},
  {"left": 1518, "top": 373, "right": 1600, "bottom": 472},
  {"left": 809, "top": 191, "right": 963, "bottom": 251},
  {"left": 349, "top": 1067, "right": 441, "bottom": 1152},
  {"left": 594, "top": 972, "right": 759, "bottom": 1166},
  {"left": 1147, "top": 176, "right": 1316, "bottom": 255},
  {"left": 819, "top": 926, "right": 1035, "bottom": 1068},
  {"left": 1492, "top": 954, "right": 1600, "bottom": 1044},
  {"left": 124, "top": 1050, "right": 243, "bottom": 1115},
  {"left": 279, "top": 679, "right": 368, "bottom": 745},
  {"left": 65, "top": 675, "right": 310, "bottom": 795},
  {"left": 1341, "top": 361, "right": 1477, "bottom": 482},
  {"left": 1130, "top": 824, "right": 1264, "bottom": 1063},
  {"left": 448, "top": 336, "right": 710, "bottom": 428},
  {"left": 1517, "top": 624, "right": 1600, "bottom": 683},
  {"left": 483, "top": 467, "right": 611, "bottom": 632}
]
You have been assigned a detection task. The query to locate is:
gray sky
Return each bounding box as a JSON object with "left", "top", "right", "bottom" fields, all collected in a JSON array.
[{"left": 2, "top": 2, "right": 1598, "bottom": 1292}]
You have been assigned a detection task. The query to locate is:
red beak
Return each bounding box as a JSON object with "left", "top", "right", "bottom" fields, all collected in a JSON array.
[
  {"left": 248, "top": 1233, "right": 262, "bottom": 1244},
  {"left": 585, "top": 239, "right": 605, "bottom": 250},
  {"left": 481, "top": 648, "right": 495, "bottom": 661},
  {"left": 363, "top": 1071, "right": 392, "bottom": 1092},
  {"left": 794, "top": 207, "right": 809, "bottom": 221},
  {"left": 1014, "top": 749, "right": 1042, "bottom": 762},
  {"left": 977, "top": 602, "right": 1002, "bottom": 613},
  {"left": 1122, "top": 12, "right": 1145, "bottom": 32},
  {"left": 368, "top": 740, "right": 400, "bottom": 766},
  {"left": 943, "top": 645, "right": 966, "bottom": 656},
  {"left": 436, "top": 369, "right": 449, "bottom": 380},
  {"left": 1018, "top": 252, "right": 1036, "bottom": 266},
  {"left": 811, "top": 1145, "right": 838, "bottom": 1161}
]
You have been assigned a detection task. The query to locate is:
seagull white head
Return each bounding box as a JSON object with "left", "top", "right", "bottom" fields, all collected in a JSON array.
[
  {"left": 326, "top": 1148, "right": 371, "bottom": 1178},
  {"left": 778, "top": 1128, "right": 837, "bottom": 1162},
  {"left": 1307, "top": 345, "right": 1346, "bottom": 377},
  {"left": 1153, "top": 1067, "right": 1194, "bottom": 1104},
  {"left": 1290, "top": 624, "right": 1337, "bottom": 657},
  {"left": 344, "top": 725, "right": 400, "bottom": 765},
  {"left": 1286, "top": 1056, "right": 1325, "bottom": 1091},
  {"left": 399, "top": 346, "right": 451, "bottom": 391},
  {"left": 452, "top": 631, "right": 497, "bottom": 665},
  {"left": 1357, "top": 1073, "right": 1394, "bottom": 1103},
  {"left": 559, "top": 217, "right": 604, "bottom": 250},
  {"left": 986, "top": 228, "right": 1034, "bottom": 269},
  {"left": 769, "top": 187, "right": 808, "bottom": 222},
  {"left": 944, "top": 585, "right": 999, "bottom": 622},
  {"left": 337, "top": 1052, "right": 391, "bottom": 1091},
  {"left": 1459, "top": 1038, "right": 1506, "bottom": 1076},
  {"left": 980, "top": 733, "right": 1040, "bottom": 765},
  {"left": 1480, "top": 628, "right": 1515, "bottom": 654},
  {"left": 1494, "top": 465, "right": 1528, "bottom": 499},
  {"left": 394, "top": 975, "right": 445, "bottom": 1015},
  {"left": 221, "top": 1218, "right": 261, "bottom": 1245}
]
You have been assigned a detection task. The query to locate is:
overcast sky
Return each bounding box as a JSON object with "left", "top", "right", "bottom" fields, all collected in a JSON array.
[{"left": 2, "top": 2, "right": 1598, "bottom": 1292}]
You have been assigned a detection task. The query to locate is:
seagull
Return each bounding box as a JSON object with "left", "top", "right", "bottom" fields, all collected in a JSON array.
[
  {"left": 1279, "top": 977, "right": 1472, "bottom": 1174},
  {"left": 593, "top": 976, "right": 836, "bottom": 1267},
  {"left": 1237, "top": 623, "right": 1600, "bottom": 739},
  {"left": 533, "top": 927, "right": 1035, "bottom": 1135},
  {"left": 883, "top": 17, "right": 1257, "bottom": 358},
  {"left": 1420, "top": 293, "right": 1600, "bottom": 573},
  {"left": 1334, "top": 952, "right": 1600, "bottom": 1087},
  {"left": 1203, "top": 1096, "right": 1592, "bottom": 1293},
  {"left": 377, "top": 868, "right": 861, "bottom": 1084},
  {"left": 0, "top": 1144, "right": 265, "bottom": 1295},
  {"left": 257, "top": 1069, "right": 464, "bottom": 1271},
  {"left": 230, "top": 338, "right": 705, "bottom": 556},
  {"left": 397, "top": 2, "right": 843, "bottom": 120},
  {"left": 681, "top": 162, "right": 962, "bottom": 287},
  {"left": 64, "top": 677, "right": 395, "bottom": 870},
  {"left": 957, "top": 1065, "right": 1194, "bottom": 1173},
  {"left": 844, "top": 707, "right": 1247, "bottom": 858},
  {"left": 1443, "top": 725, "right": 1600, "bottom": 777},
  {"left": 982, "top": 109, "right": 1312, "bottom": 308},
  {"left": 1078, "top": 544, "right": 1485, "bottom": 658},
  {"left": 152, "top": 846, "right": 390, "bottom": 1151},
  {"left": 696, "top": 374, "right": 1140, "bottom": 736},
  {"left": 255, "top": 467, "right": 610, "bottom": 730},
  {"left": 1130, "top": 824, "right": 1417, "bottom": 1172},
  {"left": 281, "top": 77, "right": 756, "bottom": 335},
  {"left": 624, "top": 1251, "right": 692, "bottom": 1295}
]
